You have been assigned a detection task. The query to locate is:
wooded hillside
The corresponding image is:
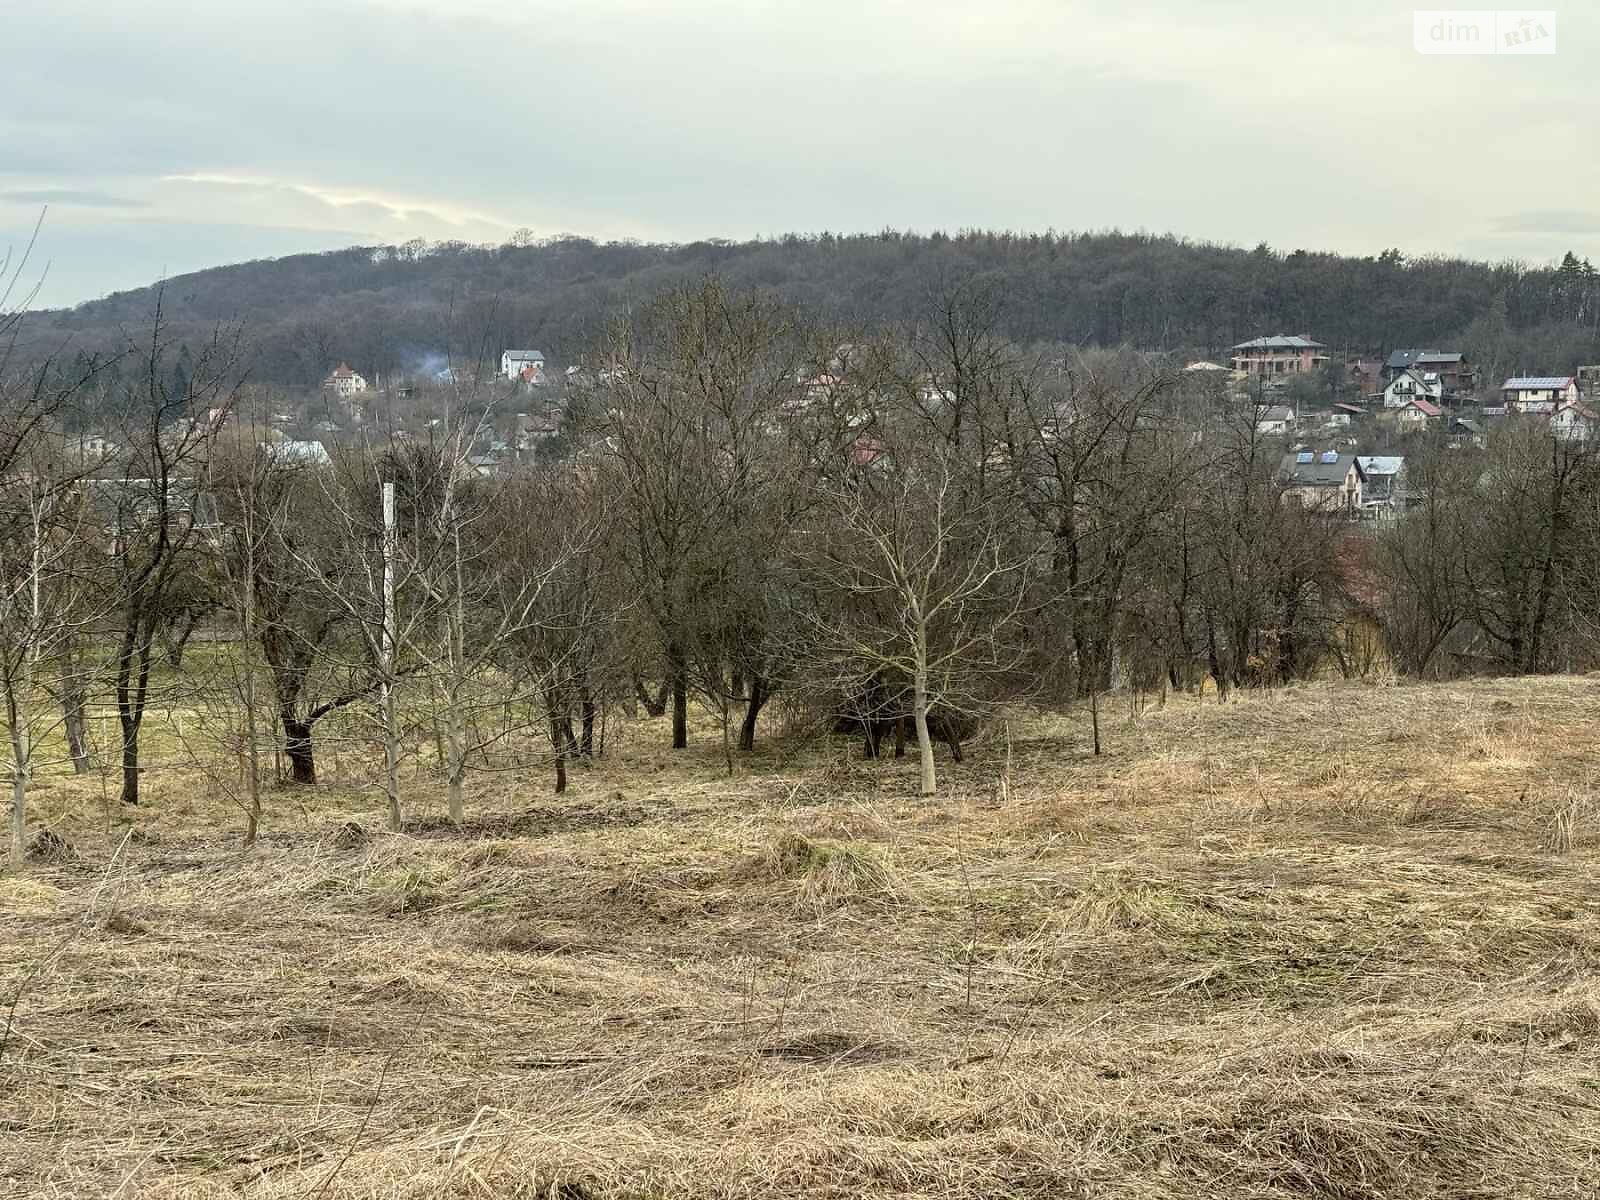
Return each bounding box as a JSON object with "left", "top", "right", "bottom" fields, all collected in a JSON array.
[{"left": 23, "top": 231, "right": 1600, "bottom": 388}]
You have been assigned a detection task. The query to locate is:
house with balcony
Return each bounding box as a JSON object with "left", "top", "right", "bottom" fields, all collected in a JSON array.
[
  {"left": 1385, "top": 350, "right": 1475, "bottom": 396},
  {"left": 1383, "top": 368, "right": 1444, "bottom": 409},
  {"left": 1230, "top": 334, "right": 1330, "bottom": 377},
  {"left": 1502, "top": 375, "right": 1579, "bottom": 413}
]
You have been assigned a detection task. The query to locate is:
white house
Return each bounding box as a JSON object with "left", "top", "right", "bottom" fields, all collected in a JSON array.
[
  {"left": 69, "top": 433, "right": 120, "bottom": 462},
  {"left": 1551, "top": 399, "right": 1600, "bottom": 442},
  {"left": 1383, "top": 368, "right": 1444, "bottom": 410},
  {"left": 263, "top": 439, "right": 333, "bottom": 467},
  {"left": 1255, "top": 404, "right": 1295, "bottom": 435},
  {"left": 1355, "top": 455, "right": 1405, "bottom": 505},
  {"left": 322, "top": 363, "right": 368, "bottom": 397},
  {"left": 501, "top": 350, "right": 546, "bottom": 383},
  {"left": 1502, "top": 375, "right": 1579, "bottom": 414}
]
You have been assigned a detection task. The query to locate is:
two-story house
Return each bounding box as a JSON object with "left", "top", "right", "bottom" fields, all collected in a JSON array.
[
  {"left": 1502, "top": 375, "right": 1579, "bottom": 413},
  {"left": 1230, "top": 335, "right": 1330, "bottom": 377},
  {"left": 1551, "top": 399, "right": 1600, "bottom": 442},
  {"left": 1278, "top": 450, "right": 1364, "bottom": 512},
  {"left": 1383, "top": 368, "right": 1444, "bottom": 409},
  {"left": 501, "top": 350, "right": 546, "bottom": 383},
  {"left": 322, "top": 363, "right": 368, "bottom": 397},
  {"left": 1385, "top": 350, "right": 1475, "bottom": 395},
  {"left": 1393, "top": 396, "right": 1442, "bottom": 430}
]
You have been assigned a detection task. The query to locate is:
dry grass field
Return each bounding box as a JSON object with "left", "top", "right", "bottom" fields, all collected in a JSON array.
[{"left": 6, "top": 676, "right": 1600, "bottom": 1198}]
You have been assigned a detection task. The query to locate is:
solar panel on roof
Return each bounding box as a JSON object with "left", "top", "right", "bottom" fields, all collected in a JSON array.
[
  {"left": 1320, "top": 451, "right": 1338, "bottom": 464},
  {"left": 1296, "top": 451, "right": 1314, "bottom": 463}
]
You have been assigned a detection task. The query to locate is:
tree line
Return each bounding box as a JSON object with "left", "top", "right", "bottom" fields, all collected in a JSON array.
[
  {"left": 24, "top": 231, "right": 1600, "bottom": 399},
  {"left": 7, "top": 277, "right": 1600, "bottom": 862}
]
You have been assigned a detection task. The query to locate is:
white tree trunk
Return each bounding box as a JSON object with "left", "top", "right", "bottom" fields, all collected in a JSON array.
[
  {"left": 9, "top": 716, "right": 27, "bottom": 866},
  {"left": 444, "top": 574, "right": 467, "bottom": 824},
  {"left": 445, "top": 685, "right": 465, "bottom": 824},
  {"left": 380, "top": 481, "right": 402, "bottom": 832},
  {"left": 912, "top": 662, "right": 936, "bottom": 797}
]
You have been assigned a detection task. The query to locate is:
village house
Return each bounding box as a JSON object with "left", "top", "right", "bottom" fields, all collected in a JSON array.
[
  {"left": 501, "top": 349, "right": 546, "bottom": 383},
  {"left": 68, "top": 433, "right": 120, "bottom": 462},
  {"left": 1383, "top": 368, "right": 1444, "bottom": 409},
  {"left": 1278, "top": 450, "right": 1364, "bottom": 512},
  {"left": 1355, "top": 455, "right": 1405, "bottom": 506},
  {"left": 1392, "top": 395, "right": 1442, "bottom": 431},
  {"left": 1230, "top": 334, "right": 1330, "bottom": 377},
  {"left": 1385, "top": 350, "right": 1474, "bottom": 395},
  {"left": 262, "top": 439, "right": 333, "bottom": 467},
  {"left": 1345, "top": 357, "right": 1384, "bottom": 397},
  {"left": 1551, "top": 399, "right": 1600, "bottom": 442},
  {"left": 1501, "top": 375, "right": 1579, "bottom": 413},
  {"left": 514, "top": 411, "right": 563, "bottom": 454},
  {"left": 1447, "top": 416, "right": 1486, "bottom": 449},
  {"left": 1255, "top": 404, "right": 1295, "bottom": 435},
  {"left": 322, "top": 363, "right": 368, "bottom": 397}
]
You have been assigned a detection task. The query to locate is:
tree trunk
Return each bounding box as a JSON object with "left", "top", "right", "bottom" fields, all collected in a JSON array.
[
  {"left": 445, "top": 689, "right": 466, "bottom": 824},
  {"left": 281, "top": 714, "right": 317, "bottom": 785},
  {"left": 164, "top": 612, "right": 200, "bottom": 670},
  {"left": 670, "top": 659, "right": 688, "bottom": 750},
  {"left": 738, "top": 678, "right": 766, "bottom": 752},
  {"left": 8, "top": 709, "right": 27, "bottom": 865},
  {"left": 912, "top": 665, "right": 936, "bottom": 797},
  {"left": 60, "top": 649, "right": 91, "bottom": 775},
  {"left": 633, "top": 675, "right": 668, "bottom": 718},
  {"left": 580, "top": 684, "right": 597, "bottom": 758},
  {"left": 549, "top": 701, "right": 567, "bottom": 795},
  {"left": 893, "top": 714, "right": 907, "bottom": 759},
  {"left": 119, "top": 720, "right": 141, "bottom": 806},
  {"left": 379, "top": 679, "right": 401, "bottom": 832}
]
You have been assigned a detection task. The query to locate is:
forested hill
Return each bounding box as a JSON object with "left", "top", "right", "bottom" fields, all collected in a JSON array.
[{"left": 25, "top": 231, "right": 1600, "bottom": 387}]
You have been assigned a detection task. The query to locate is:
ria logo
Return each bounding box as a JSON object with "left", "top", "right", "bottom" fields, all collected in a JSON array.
[{"left": 1413, "top": 10, "right": 1556, "bottom": 54}]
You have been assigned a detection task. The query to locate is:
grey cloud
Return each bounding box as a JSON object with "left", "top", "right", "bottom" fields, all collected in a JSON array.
[
  {"left": 1490, "top": 211, "right": 1600, "bottom": 236},
  {"left": 1, "top": 0, "right": 1595, "bottom": 305},
  {"left": 4, "top": 189, "right": 148, "bottom": 209}
]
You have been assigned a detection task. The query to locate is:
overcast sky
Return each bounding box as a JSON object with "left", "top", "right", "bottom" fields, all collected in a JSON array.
[{"left": 2, "top": 0, "right": 1594, "bottom": 307}]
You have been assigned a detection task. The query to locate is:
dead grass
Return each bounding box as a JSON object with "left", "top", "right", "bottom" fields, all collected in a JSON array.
[{"left": 6, "top": 675, "right": 1600, "bottom": 1197}]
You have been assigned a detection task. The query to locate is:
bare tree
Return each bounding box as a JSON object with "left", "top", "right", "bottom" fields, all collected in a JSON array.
[
  {"left": 796, "top": 441, "right": 1035, "bottom": 796},
  {"left": 103, "top": 312, "right": 244, "bottom": 806}
]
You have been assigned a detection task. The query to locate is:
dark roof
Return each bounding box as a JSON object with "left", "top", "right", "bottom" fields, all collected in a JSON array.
[
  {"left": 1278, "top": 451, "right": 1361, "bottom": 487},
  {"left": 1386, "top": 349, "right": 1464, "bottom": 370},
  {"left": 1233, "top": 334, "right": 1326, "bottom": 350}
]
